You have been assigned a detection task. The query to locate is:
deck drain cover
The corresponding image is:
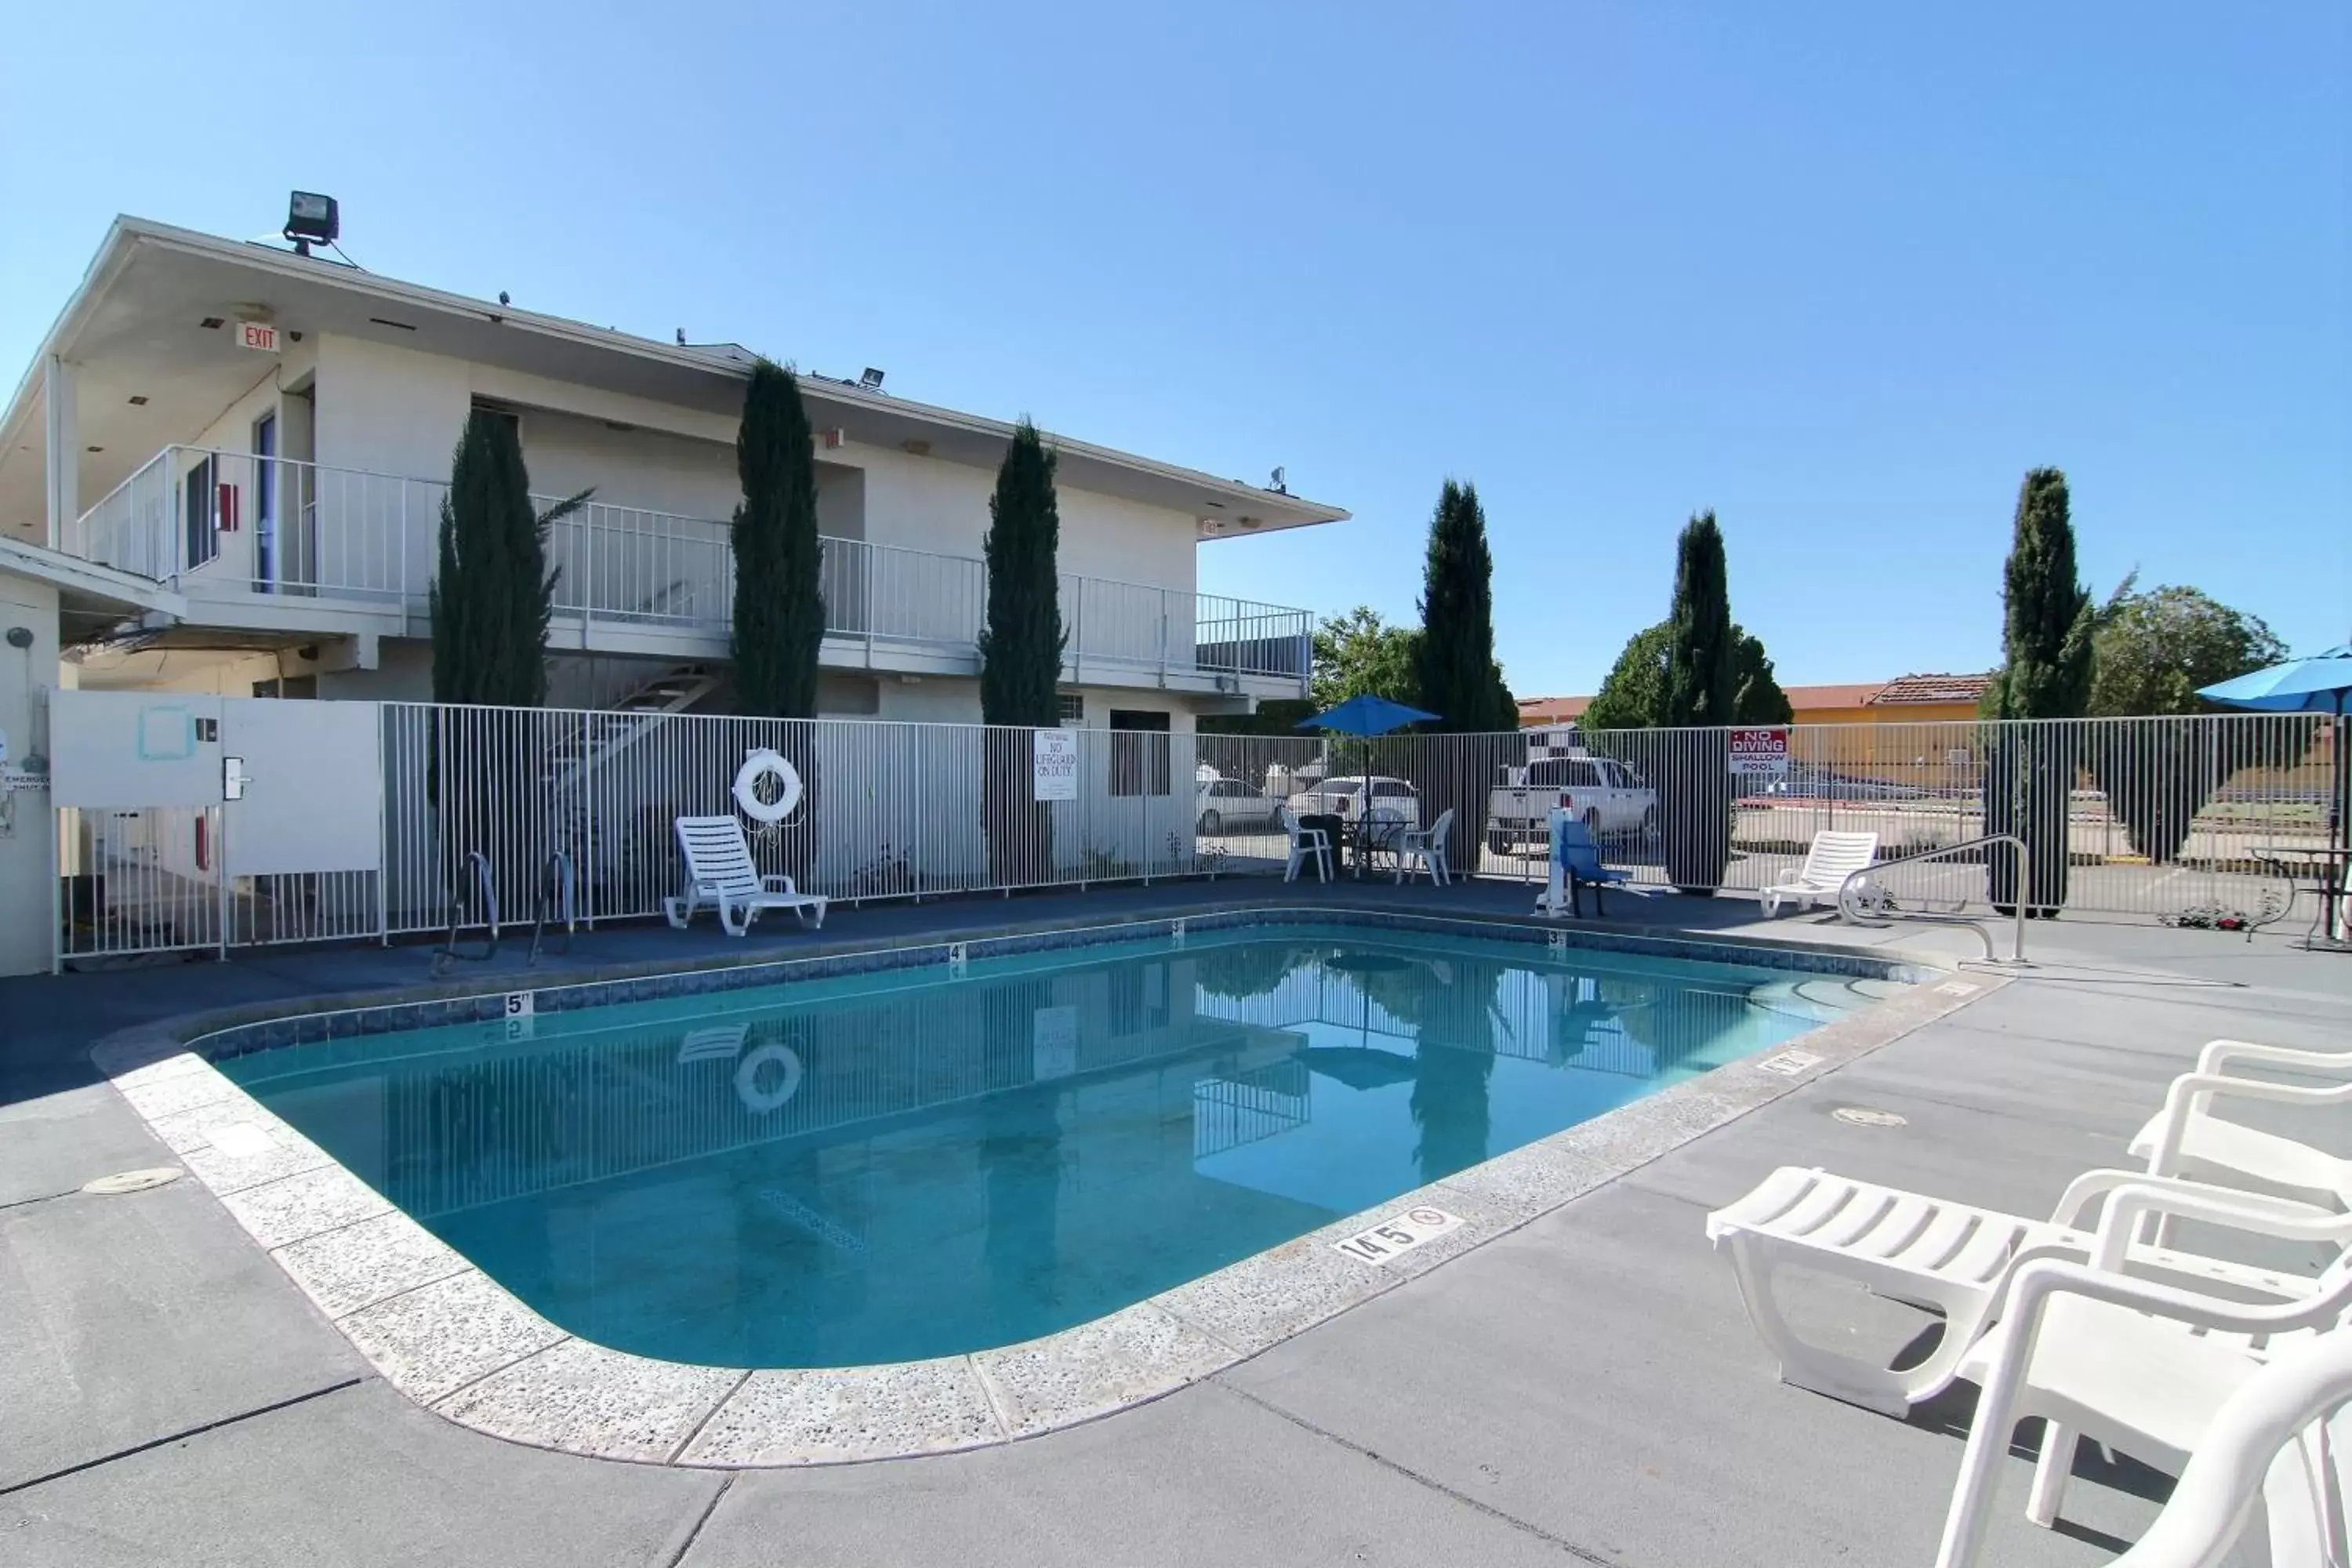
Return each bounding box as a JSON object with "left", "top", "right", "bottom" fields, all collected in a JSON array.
[
  {"left": 82, "top": 1167, "right": 184, "bottom": 1195},
  {"left": 1832, "top": 1107, "right": 1907, "bottom": 1129}
]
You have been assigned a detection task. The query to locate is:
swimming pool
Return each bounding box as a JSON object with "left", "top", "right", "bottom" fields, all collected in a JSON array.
[{"left": 212, "top": 920, "right": 1900, "bottom": 1370}]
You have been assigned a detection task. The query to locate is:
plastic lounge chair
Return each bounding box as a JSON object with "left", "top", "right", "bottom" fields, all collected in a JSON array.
[
  {"left": 1933, "top": 1181, "right": 2352, "bottom": 1568},
  {"left": 2106, "top": 1327, "right": 2352, "bottom": 1568},
  {"left": 1394, "top": 808, "right": 1455, "bottom": 886},
  {"left": 2131, "top": 1067, "right": 2352, "bottom": 1214},
  {"left": 663, "top": 815, "right": 828, "bottom": 936},
  {"left": 1760, "top": 829, "right": 1880, "bottom": 916},
  {"left": 1536, "top": 816, "right": 1647, "bottom": 918},
  {"left": 1278, "top": 804, "right": 1332, "bottom": 884},
  {"left": 1707, "top": 1164, "right": 2338, "bottom": 1417}
]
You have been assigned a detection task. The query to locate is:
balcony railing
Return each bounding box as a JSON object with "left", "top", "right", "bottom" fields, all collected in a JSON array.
[{"left": 64, "top": 445, "right": 1312, "bottom": 688}]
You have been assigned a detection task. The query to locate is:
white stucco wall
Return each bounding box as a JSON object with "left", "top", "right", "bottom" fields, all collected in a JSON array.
[{"left": 0, "top": 570, "right": 59, "bottom": 975}]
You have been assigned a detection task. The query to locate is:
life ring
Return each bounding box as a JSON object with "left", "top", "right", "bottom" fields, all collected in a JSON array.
[
  {"left": 733, "top": 748, "right": 804, "bottom": 825},
  {"left": 734, "top": 1042, "right": 804, "bottom": 1114}
]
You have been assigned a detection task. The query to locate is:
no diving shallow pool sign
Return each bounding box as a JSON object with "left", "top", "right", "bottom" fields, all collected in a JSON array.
[
  {"left": 1334, "top": 1205, "right": 1464, "bottom": 1265},
  {"left": 1728, "top": 727, "right": 1791, "bottom": 776}
]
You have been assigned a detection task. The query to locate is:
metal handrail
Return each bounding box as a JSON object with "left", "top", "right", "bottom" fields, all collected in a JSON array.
[
  {"left": 530, "top": 850, "right": 575, "bottom": 965},
  {"left": 1837, "top": 833, "right": 2031, "bottom": 966},
  {"left": 431, "top": 851, "right": 500, "bottom": 974}
]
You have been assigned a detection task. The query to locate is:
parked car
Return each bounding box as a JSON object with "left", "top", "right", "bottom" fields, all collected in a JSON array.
[
  {"left": 1196, "top": 777, "right": 1280, "bottom": 834},
  {"left": 1285, "top": 775, "right": 1423, "bottom": 829},
  {"left": 1486, "top": 754, "right": 1658, "bottom": 854}
]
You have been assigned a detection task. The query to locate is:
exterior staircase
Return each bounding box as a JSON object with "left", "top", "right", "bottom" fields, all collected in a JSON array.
[{"left": 541, "top": 663, "right": 722, "bottom": 901}]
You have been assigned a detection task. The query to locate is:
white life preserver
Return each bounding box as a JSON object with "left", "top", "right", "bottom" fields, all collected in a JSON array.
[
  {"left": 732, "top": 748, "right": 804, "bottom": 825},
  {"left": 734, "top": 1042, "right": 804, "bottom": 1115}
]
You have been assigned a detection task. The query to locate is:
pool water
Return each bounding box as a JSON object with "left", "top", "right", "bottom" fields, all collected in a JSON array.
[{"left": 221, "top": 927, "right": 1889, "bottom": 1367}]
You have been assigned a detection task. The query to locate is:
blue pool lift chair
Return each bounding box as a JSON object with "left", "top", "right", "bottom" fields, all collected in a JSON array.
[{"left": 1540, "top": 815, "right": 1650, "bottom": 918}]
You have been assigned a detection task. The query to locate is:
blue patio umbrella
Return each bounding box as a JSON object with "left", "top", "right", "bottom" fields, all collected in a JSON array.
[
  {"left": 1294, "top": 694, "right": 1439, "bottom": 736},
  {"left": 2199, "top": 644, "right": 2352, "bottom": 862}
]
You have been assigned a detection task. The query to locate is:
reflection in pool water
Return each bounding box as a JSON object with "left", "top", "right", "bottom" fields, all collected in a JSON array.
[{"left": 222, "top": 927, "right": 1874, "bottom": 1367}]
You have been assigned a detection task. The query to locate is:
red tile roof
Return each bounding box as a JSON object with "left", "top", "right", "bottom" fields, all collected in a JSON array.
[
  {"left": 1869, "top": 672, "right": 1994, "bottom": 706},
  {"left": 1517, "top": 695, "right": 1592, "bottom": 725}
]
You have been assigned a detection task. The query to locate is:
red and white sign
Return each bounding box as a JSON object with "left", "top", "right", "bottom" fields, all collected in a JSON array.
[
  {"left": 237, "top": 320, "right": 280, "bottom": 353},
  {"left": 1728, "top": 726, "right": 1791, "bottom": 775}
]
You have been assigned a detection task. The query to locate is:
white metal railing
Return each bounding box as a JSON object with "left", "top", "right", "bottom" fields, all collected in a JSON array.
[
  {"left": 50, "top": 709, "right": 2340, "bottom": 965},
  {"left": 64, "top": 445, "right": 1311, "bottom": 688}
]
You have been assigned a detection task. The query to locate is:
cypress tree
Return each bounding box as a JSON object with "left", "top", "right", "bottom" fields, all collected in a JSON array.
[
  {"left": 1662, "top": 512, "right": 1737, "bottom": 893},
  {"left": 1411, "top": 480, "right": 1515, "bottom": 732},
  {"left": 1406, "top": 480, "right": 1514, "bottom": 872},
  {"left": 1983, "top": 467, "right": 2093, "bottom": 913},
  {"left": 731, "top": 361, "right": 824, "bottom": 719},
  {"left": 978, "top": 421, "right": 1066, "bottom": 727},
  {"left": 426, "top": 409, "right": 585, "bottom": 914},
  {"left": 977, "top": 422, "right": 1066, "bottom": 884},
  {"left": 430, "top": 410, "right": 575, "bottom": 706}
]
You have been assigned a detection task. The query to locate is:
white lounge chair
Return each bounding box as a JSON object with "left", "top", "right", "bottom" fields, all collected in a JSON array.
[
  {"left": 1934, "top": 1181, "right": 2352, "bottom": 1568},
  {"left": 2107, "top": 1327, "right": 2352, "bottom": 1568},
  {"left": 1394, "top": 808, "right": 1455, "bottom": 886},
  {"left": 1708, "top": 1164, "right": 2337, "bottom": 1417},
  {"left": 1760, "top": 829, "right": 1880, "bottom": 916},
  {"left": 2132, "top": 1068, "right": 2352, "bottom": 1214},
  {"left": 1278, "top": 804, "right": 1331, "bottom": 884},
  {"left": 664, "top": 815, "right": 828, "bottom": 936}
]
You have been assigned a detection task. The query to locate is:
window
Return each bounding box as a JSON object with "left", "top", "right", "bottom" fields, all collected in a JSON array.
[
  {"left": 183, "top": 456, "right": 217, "bottom": 569},
  {"left": 1109, "top": 710, "right": 1171, "bottom": 797},
  {"left": 1529, "top": 759, "right": 1601, "bottom": 789},
  {"left": 1372, "top": 780, "right": 1414, "bottom": 799},
  {"left": 252, "top": 412, "right": 278, "bottom": 590},
  {"left": 1056, "top": 692, "right": 1085, "bottom": 724}
]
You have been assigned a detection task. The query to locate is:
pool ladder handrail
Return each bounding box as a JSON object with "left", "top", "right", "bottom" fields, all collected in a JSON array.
[
  {"left": 1836, "top": 833, "right": 2031, "bottom": 966},
  {"left": 431, "top": 851, "right": 500, "bottom": 975},
  {"left": 530, "top": 850, "right": 576, "bottom": 966}
]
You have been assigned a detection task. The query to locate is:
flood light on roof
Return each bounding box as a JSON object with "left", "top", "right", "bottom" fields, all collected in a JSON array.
[
  {"left": 859, "top": 368, "right": 885, "bottom": 390},
  {"left": 283, "top": 191, "right": 339, "bottom": 256}
]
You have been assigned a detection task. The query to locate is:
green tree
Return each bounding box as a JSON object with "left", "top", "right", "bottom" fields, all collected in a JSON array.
[
  {"left": 1411, "top": 481, "right": 1515, "bottom": 731},
  {"left": 977, "top": 422, "right": 1065, "bottom": 884},
  {"left": 1309, "top": 606, "right": 1419, "bottom": 711},
  {"left": 978, "top": 421, "right": 1066, "bottom": 727},
  {"left": 1661, "top": 512, "right": 1737, "bottom": 892},
  {"left": 1586, "top": 619, "right": 1789, "bottom": 732},
  {"left": 1732, "top": 628, "right": 1794, "bottom": 725},
  {"left": 426, "top": 409, "right": 587, "bottom": 911},
  {"left": 1582, "top": 623, "right": 1671, "bottom": 733},
  {"left": 430, "top": 409, "right": 586, "bottom": 707},
  {"left": 2083, "top": 578, "right": 2292, "bottom": 862},
  {"left": 730, "top": 361, "right": 824, "bottom": 718},
  {"left": 2089, "top": 579, "right": 2287, "bottom": 717},
  {"left": 1403, "top": 481, "right": 1515, "bottom": 869},
  {"left": 1983, "top": 467, "right": 2094, "bottom": 911}
]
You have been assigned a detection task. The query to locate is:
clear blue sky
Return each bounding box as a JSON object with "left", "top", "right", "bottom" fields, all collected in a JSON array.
[{"left": 4, "top": 2, "right": 2344, "bottom": 695}]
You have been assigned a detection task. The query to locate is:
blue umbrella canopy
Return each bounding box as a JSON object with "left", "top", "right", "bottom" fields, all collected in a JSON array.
[
  {"left": 2198, "top": 645, "right": 2352, "bottom": 715},
  {"left": 2202, "top": 646, "right": 2352, "bottom": 865},
  {"left": 1294, "top": 694, "right": 1440, "bottom": 736}
]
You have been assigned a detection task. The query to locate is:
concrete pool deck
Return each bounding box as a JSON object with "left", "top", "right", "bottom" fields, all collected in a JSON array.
[{"left": 6, "top": 877, "right": 2352, "bottom": 1565}]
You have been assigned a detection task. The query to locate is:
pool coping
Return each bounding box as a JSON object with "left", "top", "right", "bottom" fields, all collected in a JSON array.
[{"left": 89, "top": 904, "right": 2005, "bottom": 1469}]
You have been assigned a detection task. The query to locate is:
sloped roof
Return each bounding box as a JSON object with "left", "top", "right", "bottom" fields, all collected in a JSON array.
[{"left": 1869, "top": 672, "right": 1994, "bottom": 706}]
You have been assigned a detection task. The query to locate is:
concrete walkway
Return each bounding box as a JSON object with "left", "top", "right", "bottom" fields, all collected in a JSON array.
[{"left": 5, "top": 880, "right": 2349, "bottom": 1566}]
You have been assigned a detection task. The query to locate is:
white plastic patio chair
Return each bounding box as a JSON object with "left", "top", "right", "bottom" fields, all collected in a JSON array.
[
  {"left": 2132, "top": 1066, "right": 2352, "bottom": 1214},
  {"left": 1707, "top": 1164, "right": 2339, "bottom": 1417},
  {"left": 1278, "top": 804, "right": 1331, "bottom": 884},
  {"left": 663, "top": 815, "right": 828, "bottom": 936},
  {"left": 1933, "top": 1181, "right": 2352, "bottom": 1568},
  {"left": 1760, "top": 829, "right": 1879, "bottom": 916},
  {"left": 1394, "top": 808, "right": 1455, "bottom": 887},
  {"left": 2107, "top": 1327, "right": 2352, "bottom": 1568}
]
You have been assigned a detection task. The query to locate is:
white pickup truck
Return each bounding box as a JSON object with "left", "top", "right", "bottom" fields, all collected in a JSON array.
[{"left": 1486, "top": 754, "right": 1659, "bottom": 855}]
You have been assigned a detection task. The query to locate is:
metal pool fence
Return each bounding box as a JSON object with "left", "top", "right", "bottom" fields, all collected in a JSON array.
[{"left": 52, "top": 704, "right": 2340, "bottom": 964}]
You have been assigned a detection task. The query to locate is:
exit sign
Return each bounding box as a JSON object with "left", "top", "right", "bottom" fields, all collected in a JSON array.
[{"left": 237, "top": 321, "right": 280, "bottom": 353}]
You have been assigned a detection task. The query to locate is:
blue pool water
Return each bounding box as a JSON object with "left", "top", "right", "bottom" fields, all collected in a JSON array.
[{"left": 220, "top": 926, "right": 1889, "bottom": 1367}]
